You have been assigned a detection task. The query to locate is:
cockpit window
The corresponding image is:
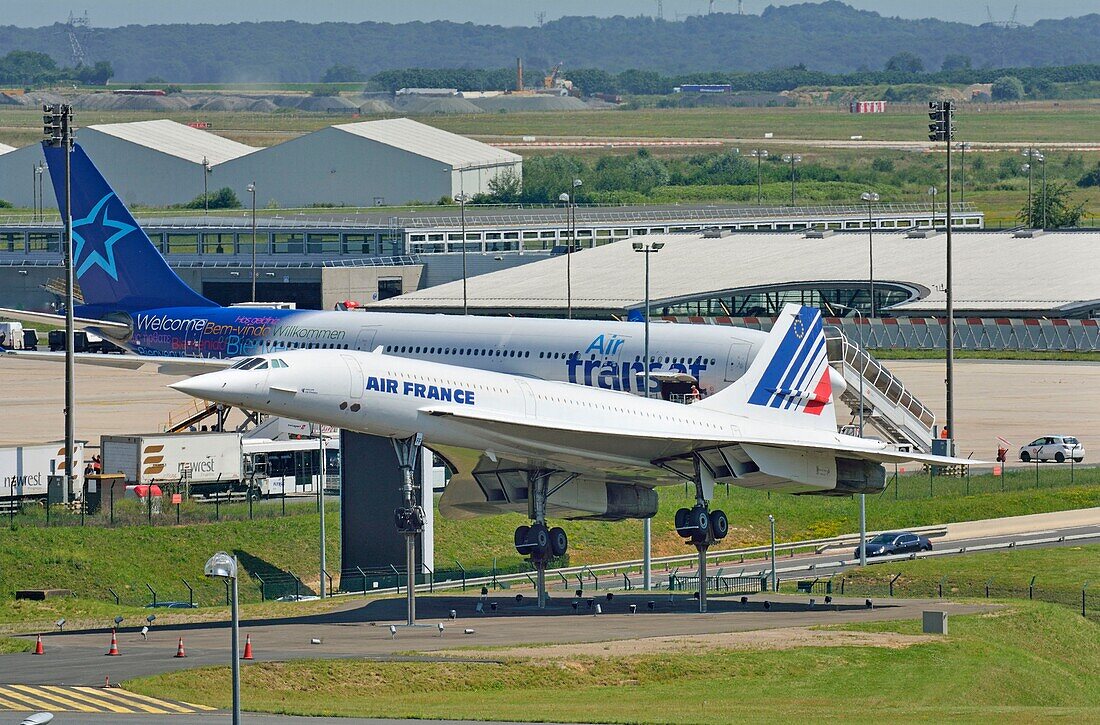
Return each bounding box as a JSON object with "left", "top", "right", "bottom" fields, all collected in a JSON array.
[
  {"left": 230, "top": 357, "right": 260, "bottom": 370},
  {"left": 253, "top": 361, "right": 269, "bottom": 370},
  {"left": 271, "top": 359, "right": 289, "bottom": 368}
]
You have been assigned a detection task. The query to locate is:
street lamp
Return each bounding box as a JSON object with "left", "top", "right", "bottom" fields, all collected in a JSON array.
[
  {"left": 954, "top": 142, "right": 972, "bottom": 205},
  {"left": 782, "top": 154, "right": 801, "bottom": 206},
  {"left": 204, "top": 552, "right": 240, "bottom": 725},
  {"left": 246, "top": 182, "right": 257, "bottom": 302},
  {"left": 33, "top": 162, "right": 46, "bottom": 222},
  {"left": 633, "top": 239, "right": 664, "bottom": 590},
  {"left": 927, "top": 186, "right": 938, "bottom": 228},
  {"left": 455, "top": 192, "right": 470, "bottom": 315},
  {"left": 202, "top": 156, "right": 212, "bottom": 217},
  {"left": 768, "top": 514, "right": 777, "bottom": 592},
  {"left": 860, "top": 192, "right": 880, "bottom": 317},
  {"left": 832, "top": 302, "right": 867, "bottom": 566},
  {"left": 1021, "top": 148, "right": 1044, "bottom": 228},
  {"left": 750, "top": 149, "right": 768, "bottom": 205}
]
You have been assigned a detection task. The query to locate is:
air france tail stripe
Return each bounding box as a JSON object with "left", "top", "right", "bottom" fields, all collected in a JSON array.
[
  {"left": 782, "top": 336, "right": 826, "bottom": 410},
  {"left": 747, "top": 314, "right": 806, "bottom": 407},
  {"left": 768, "top": 316, "right": 817, "bottom": 407},
  {"left": 774, "top": 314, "right": 822, "bottom": 409}
]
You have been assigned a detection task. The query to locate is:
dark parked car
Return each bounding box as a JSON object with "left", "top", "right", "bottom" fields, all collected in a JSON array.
[
  {"left": 853, "top": 531, "right": 932, "bottom": 559},
  {"left": 144, "top": 601, "right": 198, "bottom": 609}
]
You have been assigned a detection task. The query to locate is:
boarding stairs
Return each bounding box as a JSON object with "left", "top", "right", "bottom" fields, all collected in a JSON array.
[{"left": 825, "top": 330, "right": 935, "bottom": 454}]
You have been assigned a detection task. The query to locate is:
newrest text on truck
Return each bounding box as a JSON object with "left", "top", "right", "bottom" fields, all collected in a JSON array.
[
  {"left": 1, "top": 441, "right": 85, "bottom": 502},
  {"left": 100, "top": 432, "right": 335, "bottom": 498},
  {"left": 102, "top": 432, "right": 243, "bottom": 496}
]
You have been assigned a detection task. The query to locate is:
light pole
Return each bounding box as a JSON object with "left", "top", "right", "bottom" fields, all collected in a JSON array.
[
  {"left": 860, "top": 191, "right": 880, "bottom": 317},
  {"left": 44, "top": 104, "right": 75, "bottom": 505},
  {"left": 1021, "top": 148, "right": 1041, "bottom": 227},
  {"left": 633, "top": 239, "right": 663, "bottom": 590},
  {"left": 750, "top": 149, "right": 768, "bottom": 204},
  {"left": 927, "top": 186, "right": 938, "bottom": 228},
  {"left": 955, "top": 142, "right": 971, "bottom": 205},
  {"left": 317, "top": 424, "right": 327, "bottom": 599},
  {"left": 37, "top": 161, "right": 44, "bottom": 221},
  {"left": 204, "top": 552, "right": 240, "bottom": 725},
  {"left": 768, "top": 514, "right": 777, "bottom": 592},
  {"left": 202, "top": 156, "right": 211, "bottom": 217},
  {"left": 782, "top": 154, "right": 801, "bottom": 206},
  {"left": 833, "top": 302, "right": 867, "bottom": 565},
  {"left": 247, "top": 182, "right": 257, "bottom": 302},
  {"left": 455, "top": 192, "right": 470, "bottom": 315}
]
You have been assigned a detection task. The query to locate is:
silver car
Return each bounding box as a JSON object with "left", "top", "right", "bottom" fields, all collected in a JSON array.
[{"left": 1019, "top": 435, "right": 1084, "bottom": 463}]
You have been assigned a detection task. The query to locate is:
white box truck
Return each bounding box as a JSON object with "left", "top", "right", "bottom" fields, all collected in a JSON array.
[
  {"left": 0, "top": 441, "right": 84, "bottom": 500},
  {"left": 101, "top": 432, "right": 243, "bottom": 494}
]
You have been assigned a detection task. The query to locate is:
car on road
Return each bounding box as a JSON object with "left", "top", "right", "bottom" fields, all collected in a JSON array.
[
  {"left": 144, "top": 601, "right": 198, "bottom": 609},
  {"left": 1019, "top": 435, "right": 1084, "bottom": 463},
  {"left": 853, "top": 531, "right": 932, "bottom": 559}
]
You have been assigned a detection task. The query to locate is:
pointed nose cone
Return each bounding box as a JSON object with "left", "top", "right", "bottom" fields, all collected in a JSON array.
[{"left": 169, "top": 371, "right": 233, "bottom": 402}]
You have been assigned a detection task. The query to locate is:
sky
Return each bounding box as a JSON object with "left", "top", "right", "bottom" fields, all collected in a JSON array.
[{"left": 7, "top": 0, "right": 1099, "bottom": 28}]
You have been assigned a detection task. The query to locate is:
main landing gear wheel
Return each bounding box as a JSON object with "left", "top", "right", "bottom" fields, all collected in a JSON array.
[
  {"left": 549, "top": 527, "right": 568, "bottom": 558},
  {"left": 709, "top": 509, "right": 729, "bottom": 541},
  {"left": 514, "top": 525, "right": 531, "bottom": 552}
]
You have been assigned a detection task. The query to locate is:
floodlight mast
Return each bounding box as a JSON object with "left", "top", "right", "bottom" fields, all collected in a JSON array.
[
  {"left": 929, "top": 100, "right": 956, "bottom": 451},
  {"left": 44, "top": 104, "right": 75, "bottom": 505}
]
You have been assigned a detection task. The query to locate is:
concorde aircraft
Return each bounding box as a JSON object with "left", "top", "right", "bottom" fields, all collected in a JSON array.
[
  {"left": 0, "top": 142, "right": 790, "bottom": 402},
  {"left": 169, "top": 303, "right": 968, "bottom": 604}
]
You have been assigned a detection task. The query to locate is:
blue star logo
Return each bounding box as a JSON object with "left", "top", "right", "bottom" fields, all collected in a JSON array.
[{"left": 71, "top": 192, "right": 135, "bottom": 281}]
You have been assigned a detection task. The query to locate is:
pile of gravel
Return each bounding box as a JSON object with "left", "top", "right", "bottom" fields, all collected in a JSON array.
[{"left": 393, "top": 95, "right": 485, "bottom": 114}]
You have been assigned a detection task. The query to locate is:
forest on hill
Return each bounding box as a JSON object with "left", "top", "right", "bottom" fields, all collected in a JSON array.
[{"left": 0, "top": 2, "right": 1098, "bottom": 83}]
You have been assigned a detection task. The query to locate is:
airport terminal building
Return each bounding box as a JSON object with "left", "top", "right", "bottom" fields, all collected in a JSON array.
[{"left": 0, "top": 198, "right": 984, "bottom": 311}]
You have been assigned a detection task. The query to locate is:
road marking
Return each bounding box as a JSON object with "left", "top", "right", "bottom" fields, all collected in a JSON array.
[
  {"left": 78, "top": 686, "right": 173, "bottom": 714},
  {"left": 2, "top": 685, "right": 99, "bottom": 712},
  {"left": 79, "top": 686, "right": 212, "bottom": 713},
  {"left": 0, "top": 685, "right": 213, "bottom": 715},
  {"left": 30, "top": 685, "right": 118, "bottom": 713}
]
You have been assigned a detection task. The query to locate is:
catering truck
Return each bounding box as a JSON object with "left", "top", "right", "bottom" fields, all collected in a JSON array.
[
  {"left": 0, "top": 441, "right": 84, "bottom": 502},
  {"left": 101, "top": 432, "right": 243, "bottom": 495},
  {"left": 100, "top": 432, "right": 338, "bottom": 498}
]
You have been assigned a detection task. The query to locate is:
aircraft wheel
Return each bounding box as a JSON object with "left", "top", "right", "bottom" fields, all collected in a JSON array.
[
  {"left": 690, "top": 505, "right": 710, "bottom": 535},
  {"left": 549, "top": 527, "right": 568, "bottom": 557},
  {"left": 709, "top": 510, "right": 729, "bottom": 540},
  {"left": 528, "top": 524, "right": 551, "bottom": 561},
  {"left": 514, "top": 525, "right": 531, "bottom": 555},
  {"left": 674, "top": 507, "right": 693, "bottom": 537}
]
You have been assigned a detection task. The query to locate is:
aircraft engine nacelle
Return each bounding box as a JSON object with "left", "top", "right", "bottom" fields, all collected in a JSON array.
[
  {"left": 593, "top": 482, "right": 659, "bottom": 521},
  {"left": 803, "top": 457, "right": 886, "bottom": 496}
]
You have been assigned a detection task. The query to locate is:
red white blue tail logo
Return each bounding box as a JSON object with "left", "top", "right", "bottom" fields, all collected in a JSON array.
[{"left": 747, "top": 306, "right": 832, "bottom": 416}]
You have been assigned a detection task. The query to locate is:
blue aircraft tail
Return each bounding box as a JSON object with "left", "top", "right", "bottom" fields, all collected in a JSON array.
[{"left": 42, "top": 142, "right": 218, "bottom": 315}]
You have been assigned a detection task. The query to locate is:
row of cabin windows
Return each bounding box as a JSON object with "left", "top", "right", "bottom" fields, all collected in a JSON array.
[
  {"left": 263, "top": 340, "right": 350, "bottom": 351},
  {"left": 382, "top": 344, "right": 718, "bottom": 367}
]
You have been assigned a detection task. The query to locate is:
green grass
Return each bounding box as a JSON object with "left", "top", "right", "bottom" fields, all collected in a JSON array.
[
  {"left": 870, "top": 349, "right": 1100, "bottom": 362},
  {"left": 125, "top": 601, "right": 1100, "bottom": 721},
  {"left": 0, "top": 501, "right": 341, "bottom": 615},
  {"left": 0, "top": 637, "right": 34, "bottom": 653},
  {"left": 833, "top": 544, "right": 1100, "bottom": 614},
  {"left": 436, "top": 475, "right": 1100, "bottom": 573},
  {"left": 2, "top": 472, "right": 1096, "bottom": 629}
]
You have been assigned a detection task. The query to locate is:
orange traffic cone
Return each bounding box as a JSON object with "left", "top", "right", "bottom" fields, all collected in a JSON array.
[
  {"left": 105, "top": 629, "right": 120, "bottom": 656},
  {"left": 241, "top": 634, "right": 253, "bottom": 660},
  {"left": 174, "top": 636, "right": 187, "bottom": 658},
  {"left": 33, "top": 634, "right": 44, "bottom": 655}
]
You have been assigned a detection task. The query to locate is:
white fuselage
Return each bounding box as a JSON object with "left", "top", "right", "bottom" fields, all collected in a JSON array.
[{"left": 173, "top": 348, "right": 872, "bottom": 488}]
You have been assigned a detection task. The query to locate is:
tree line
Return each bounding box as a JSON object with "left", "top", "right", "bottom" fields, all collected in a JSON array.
[
  {"left": 0, "top": 50, "right": 113, "bottom": 86},
  {"left": 367, "top": 62, "right": 1100, "bottom": 98},
  {"left": 0, "top": 3, "right": 1097, "bottom": 82}
]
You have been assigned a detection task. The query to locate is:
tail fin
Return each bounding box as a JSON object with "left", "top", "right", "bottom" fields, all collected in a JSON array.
[
  {"left": 695, "top": 304, "right": 836, "bottom": 432},
  {"left": 42, "top": 142, "right": 217, "bottom": 315}
]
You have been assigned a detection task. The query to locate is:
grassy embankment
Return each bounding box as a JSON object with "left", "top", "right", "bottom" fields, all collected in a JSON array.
[
  {"left": 2, "top": 468, "right": 1096, "bottom": 633},
  {"left": 125, "top": 599, "right": 1100, "bottom": 721}
]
